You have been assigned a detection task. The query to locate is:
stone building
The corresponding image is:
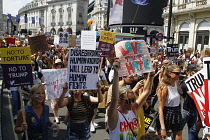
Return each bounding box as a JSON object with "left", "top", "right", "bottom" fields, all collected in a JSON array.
[
  {"left": 18, "top": 0, "right": 89, "bottom": 35},
  {"left": 163, "top": 0, "right": 210, "bottom": 52}
]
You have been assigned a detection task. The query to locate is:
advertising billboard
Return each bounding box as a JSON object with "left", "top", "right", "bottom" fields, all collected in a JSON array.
[{"left": 109, "top": 0, "right": 168, "bottom": 26}]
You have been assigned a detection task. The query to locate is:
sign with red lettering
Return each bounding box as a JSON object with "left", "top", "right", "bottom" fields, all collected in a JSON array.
[
  {"left": 204, "top": 57, "right": 210, "bottom": 126},
  {"left": 114, "top": 40, "right": 153, "bottom": 77},
  {"left": 185, "top": 69, "right": 205, "bottom": 121}
]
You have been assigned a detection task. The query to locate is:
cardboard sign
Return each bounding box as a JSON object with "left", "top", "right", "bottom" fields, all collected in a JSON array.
[
  {"left": 81, "top": 31, "right": 96, "bottom": 50},
  {"left": 67, "top": 49, "right": 100, "bottom": 90},
  {"left": 114, "top": 40, "right": 153, "bottom": 77},
  {"left": 0, "top": 47, "right": 33, "bottom": 87},
  {"left": 41, "top": 68, "right": 68, "bottom": 100},
  {"left": 59, "top": 32, "right": 69, "bottom": 47},
  {"left": 204, "top": 57, "right": 210, "bottom": 126},
  {"left": 69, "top": 35, "right": 76, "bottom": 47},
  {"left": 28, "top": 35, "right": 48, "bottom": 54},
  {"left": 144, "top": 114, "right": 153, "bottom": 132},
  {"left": 166, "top": 44, "right": 179, "bottom": 57},
  {"left": 185, "top": 69, "right": 205, "bottom": 121},
  {"left": 98, "top": 30, "right": 115, "bottom": 57}
]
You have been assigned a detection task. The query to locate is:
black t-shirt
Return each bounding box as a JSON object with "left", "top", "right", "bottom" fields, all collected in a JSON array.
[{"left": 181, "top": 81, "right": 197, "bottom": 111}]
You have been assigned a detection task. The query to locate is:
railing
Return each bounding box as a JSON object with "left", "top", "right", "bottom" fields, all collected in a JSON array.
[
  {"left": 178, "top": 4, "right": 186, "bottom": 10},
  {"left": 196, "top": 0, "right": 207, "bottom": 7}
]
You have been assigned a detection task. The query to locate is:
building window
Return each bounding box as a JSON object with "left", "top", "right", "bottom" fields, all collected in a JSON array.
[
  {"left": 184, "top": 0, "right": 191, "bottom": 3},
  {"left": 59, "top": 8, "right": 64, "bottom": 22},
  {"left": 51, "top": 9, "right": 56, "bottom": 23}
]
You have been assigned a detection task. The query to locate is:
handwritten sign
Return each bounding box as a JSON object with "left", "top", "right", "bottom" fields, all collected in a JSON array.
[
  {"left": 98, "top": 30, "right": 115, "bottom": 57},
  {"left": 0, "top": 47, "right": 33, "bottom": 87},
  {"left": 185, "top": 69, "right": 205, "bottom": 121},
  {"left": 59, "top": 32, "right": 69, "bottom": 47},
  {"left": 69, "top": 34, "right": 76, "bottom": 47},
  {"left": 114, "top": 40, "right": 153, "bottom": 77},
  {"left": 67, "top": 49, "right": 100, "bottom": 90},
  {"left": 166, "top": 44, "right": 179, "bottom": 57},
  {"left": 28, "top": 35, "right": 48, "bottom": 54},
  {"left": 41, "top": 68, "right": 67, "bottom": 100},
  {"left": 81, "top": 31, "right": 96, "bottom": 50}
]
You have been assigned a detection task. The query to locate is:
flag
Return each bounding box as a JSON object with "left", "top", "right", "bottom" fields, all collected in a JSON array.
[
  {"left": 32, "top": 17, "right": 35, "bottom": 24},
  {"left": 8, "top": 14, "right": 12, "bottom": 20},
  {"left": 16, "top": 15, "right": 20, "bottom": 23},
  {"left": 24, "top": 15, "right": 28, "bottom": 23},
  {"left": 39, "top": 18, "right": 42, "bottom": 25}
]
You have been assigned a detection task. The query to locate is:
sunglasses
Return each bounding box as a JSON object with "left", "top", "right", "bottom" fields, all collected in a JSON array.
[
  {"left": 31, "top": 64, "right": 35, "bottom": 66},
  {"left": 55, "top": 63, "right": 62, "bottom": 65},
  {"left": 171, "top": 72, "right": 181, "bottom": 75},
  {"left": 120, "top": 98, "right": 136, "bottom": 104}
]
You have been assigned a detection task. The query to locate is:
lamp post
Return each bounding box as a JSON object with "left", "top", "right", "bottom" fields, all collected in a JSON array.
[
  {"left": 167, "top": 0, "right": 173, "bottom": 43},
  {"left": 106, "top": 0, "right": 110, "bottom": 31},
  {"left": 143, "top": 26, "right": 148, "bottom": 42}
]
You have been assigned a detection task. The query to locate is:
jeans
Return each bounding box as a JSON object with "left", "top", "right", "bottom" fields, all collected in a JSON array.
[
  {"left": 67, "top": 120, "right": 90, "bottom": 140},
  {"left": 11, "top": 91, "right": 20, "bottom": 117},
  {"left": 182, "top": 109, "right": 197, "bottom": 140}
]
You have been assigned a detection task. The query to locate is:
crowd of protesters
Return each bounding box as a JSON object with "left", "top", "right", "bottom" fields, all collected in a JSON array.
[{"left": 1, "top": 37, "right": 208, "bottom": 140}]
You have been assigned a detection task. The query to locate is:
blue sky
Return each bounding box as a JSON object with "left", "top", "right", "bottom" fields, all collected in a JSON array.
[
  {"left": 3, "top": 0, "right": 32, "bottom": 16},
  {"left": 3, "top": 0, "right": 94, "bottom": 16}
]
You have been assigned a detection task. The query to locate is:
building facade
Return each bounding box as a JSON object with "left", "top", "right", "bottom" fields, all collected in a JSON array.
[
  {"left": 0, "top": 0, "right": 3, "bottom": 31},
  {"left": 1, "top": 14, "right": 19, "bottom": 35},
  {"left": 163, "top": 0, "right": 210, "bottom": 52},
  {"left": 18, "top": 0, "right": 88, "bottom": 35}
]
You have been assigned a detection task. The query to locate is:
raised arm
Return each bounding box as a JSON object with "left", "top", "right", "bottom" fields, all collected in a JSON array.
[
  {"left": 57, "top": 82, "right": 69, "bottom": 108},
  {"left": 132, "top": 72, "right": 155, "bottom": 114},
  {"left": 107, "top": 61, "right": 120, "bottom": 131}
]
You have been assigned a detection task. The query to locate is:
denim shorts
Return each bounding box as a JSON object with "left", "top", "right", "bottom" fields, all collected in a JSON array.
[{"left": 67, "top": 120, "right": 90, "bottom": 140}]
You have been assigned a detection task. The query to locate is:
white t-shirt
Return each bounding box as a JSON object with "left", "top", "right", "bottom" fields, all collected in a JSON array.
[
  {"left": 165, "top": 83, "right": 181, "bottom": 107},
  {"left": 109, "top": 110, "right": 138, "bottom": 140}
]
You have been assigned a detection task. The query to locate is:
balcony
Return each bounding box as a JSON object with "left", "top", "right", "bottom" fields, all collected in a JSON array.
[
  {"left": 163, "top": 0, "right": 210, "bottom": 17},
  {"left": 51, "top": 22, "right": 56, "bottom": 26},
  {"left": 58, "top": 22, "right": 64, "bottom": 26}
]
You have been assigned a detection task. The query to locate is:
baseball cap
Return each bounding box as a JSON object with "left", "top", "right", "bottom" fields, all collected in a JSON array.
[
  {"left": 187, "top": 64, "right": 199, "bottom": 71},
  {"left": 55, "top": 59, "right": 62, "bottom": 64}
]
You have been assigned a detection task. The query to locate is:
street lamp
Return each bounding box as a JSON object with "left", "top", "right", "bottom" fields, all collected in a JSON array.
[{"left": 143, "top": 25, "right": 148, "bottom": 42}]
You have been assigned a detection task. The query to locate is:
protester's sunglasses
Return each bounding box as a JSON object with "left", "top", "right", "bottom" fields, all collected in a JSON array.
[
  {"left": 31, "top": 64, "right": 35, "bottom": 66},
  {"left": 120, "top": 98, "right": 136, "bottom": 104},
  {"left": 171, "top": 72, "right": 181, "bottom": 75}
]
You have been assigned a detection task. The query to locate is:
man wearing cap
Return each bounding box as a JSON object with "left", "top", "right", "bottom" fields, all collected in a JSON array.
[{"left": 181, "top": 64, "right": 200, "bottom": 140}]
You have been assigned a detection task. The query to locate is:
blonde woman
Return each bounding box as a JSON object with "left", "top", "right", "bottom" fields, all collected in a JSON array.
[{"left": 15, "top": 84, "right": 58, "bottom": 140}]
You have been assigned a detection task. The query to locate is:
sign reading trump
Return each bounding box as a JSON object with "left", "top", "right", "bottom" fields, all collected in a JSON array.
[{"left": 114, "top": 40, "right": 153, "bottom": 77}]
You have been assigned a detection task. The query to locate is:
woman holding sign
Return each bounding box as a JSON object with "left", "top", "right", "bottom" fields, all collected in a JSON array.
[
  {"left": 107, "top": 61, "right": 154, "bottom": 140},
  {"left": 156, "top": 64, "right": 183, "bottom": 139},
  {"left": 57, "top": 82, "right": 103, "bottom": 140}
]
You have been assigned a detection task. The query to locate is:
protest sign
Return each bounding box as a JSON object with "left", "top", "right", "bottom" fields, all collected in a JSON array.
[
  {"left": 98, "top": 30, "right": 115, "bottom": 57},
  {"left": 81, "top": 31, "right": 96, "bottom": 50},
  {"left": 185, "top": 47, "right": 193, "bottom": 59},
  {"left": 166, "top": 44, "right": 179, "bottom": 57},
  {"left": 58, "top": 32, "right": 69, "bottom": 47},
  {"left": 41, "top": 68, "right": 67, "bottom": 100},
  {"left": 0, "top": 47, "right": 33, "bottom": 87},
  {"left": 185, "top": 69, "right": 205, "bottom": 121},
  {"left": 28, "top": 35, "right": 48, "bottom": 54},
  {"left": 5, "top": 37, "right": 16, "bottom": 44},
  {"left": 205, "top": 48, "right": 210, "bottom": 57},
  {"left": 76, "top": 36, "right": 81, "bottom": 47},
  {"left": 203, "top": 57, "right": 210, "bottom": 126},
  {"left": 68, "top": 49, "right": 100, "bottom": 90},
  {"left": 69, "top": 34, "right": 76, "bottom": 47},
  {"left": 144, "top": 114, "right": 153, "bottom": 132},
  {"left": 114, "top": 40, "right": 153, "bottom": 77}
]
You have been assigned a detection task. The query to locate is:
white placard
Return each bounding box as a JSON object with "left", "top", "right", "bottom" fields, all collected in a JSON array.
[{"left": 81, "top": 31, "right": 96, "bottom": 50}]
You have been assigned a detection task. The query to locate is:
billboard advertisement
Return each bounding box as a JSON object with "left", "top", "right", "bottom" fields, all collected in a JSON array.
[{"left": 109, "top": 0, "right": 168, "bottom": 26}]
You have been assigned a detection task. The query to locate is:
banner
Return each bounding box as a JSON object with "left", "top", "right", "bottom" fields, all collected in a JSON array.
[
  {"left": 109, "top": 0, "right": 123, "bottom": 25},
  {"left": 5, "top": 37, "right": 16, "bottom": 45},
  {"left": 98, "top": 30, "right": 115, "bottom": 57},
  {"left": 114, "top": 40, "right": 153, "bottom": 77},
  {"left": 0, "top": 47, "right": 33, "bottom": 87},
  {"left": 144, "top": 114, "right": 153, "bottom": 132},
  {"left": 185, "top": 69, "right": 205, "bottom": 121},
  {"left": 166, "top": 44, "right": 179, "bottom": 57},
  {"left": 58, "top": 32, "right": 69, "bottom": 47},
  {"left": 204, "top": 57, "right": 210, "bottom": 126},
  {"left": 41, "top": 68, "right": 67, "bottom": 100},
  {"left": 32, "top": 17, "right": 35, "bottom": 24},
  {"left": 28, "top": 35, "right": 49, "bottom": 54},
  {"left": 81, "top": 31, "right": 96, "bottom": 50},
  {"left": 67, "top": 49, "right": 100, "bottom": 90}
]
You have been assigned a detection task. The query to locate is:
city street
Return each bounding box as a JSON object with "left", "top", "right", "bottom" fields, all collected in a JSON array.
[{"left": 1, "top": 87, "right": 204, "bottom": 140}]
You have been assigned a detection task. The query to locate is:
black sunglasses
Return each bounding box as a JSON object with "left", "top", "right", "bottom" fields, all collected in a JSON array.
[
  {"left": 120, "top": 98, "right": 136, "bottom": 104},
  {"left": 171, "top": 72, "right": 181, "bottom": 75},
  {"left": 31, "top": 64, "right": 35, "bottom": 66}
]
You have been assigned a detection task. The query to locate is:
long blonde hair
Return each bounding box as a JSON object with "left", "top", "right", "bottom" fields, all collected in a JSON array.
[{"left": 27, "top": 84, "right": 46, "bottom": 106}]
